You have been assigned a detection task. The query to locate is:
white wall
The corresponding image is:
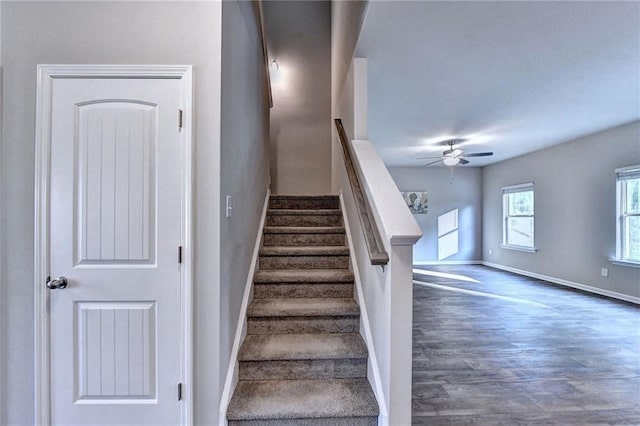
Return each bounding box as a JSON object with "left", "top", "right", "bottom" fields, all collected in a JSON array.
[
  {"left": 0, "top": 2, "right": 224, "bottom": 424},
  {"left": 219, "top": 0, "right": 271, "bottom": 403},
  {"left": 389, "top": 167, "right": 483, "bottom": 263},
  {"left": 483, "top": 120, "right": 640, "bottom": 300},
  {"left": 0, "top": 2, "right": 4, "bottom": 421},
  {"left": 264, "top": 0, "right": 332, "bottom": 194},
  {"left": 331, "top": 0, "right": 369, "bottom": 193}
]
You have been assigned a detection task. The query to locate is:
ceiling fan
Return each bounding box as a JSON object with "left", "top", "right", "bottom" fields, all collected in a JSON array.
[{"left": 417, "top": 139, "right": 493, "bottom": 167}]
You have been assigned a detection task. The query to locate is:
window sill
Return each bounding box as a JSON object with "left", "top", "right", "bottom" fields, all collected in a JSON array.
[
  {"left": 501, "top": 245, "right": 538, "bottom": 253},
  {"left": 609, "top": 259, "right": 640, "bottom": 269}
]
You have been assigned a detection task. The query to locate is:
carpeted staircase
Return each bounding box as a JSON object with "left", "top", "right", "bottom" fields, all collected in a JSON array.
[{"left": 227, "top": 195, "right": 379, "bottom": 426}]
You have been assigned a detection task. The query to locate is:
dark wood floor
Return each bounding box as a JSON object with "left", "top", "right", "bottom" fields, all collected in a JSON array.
[{"left": 412, "top": 265, "right": 640, "bottom": 425}]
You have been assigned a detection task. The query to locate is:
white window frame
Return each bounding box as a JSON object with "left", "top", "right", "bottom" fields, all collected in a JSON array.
[
  {"left": 612, "top": 165, "right": 640, "bottom": 268},
  {"left": 502, "top": 182, "right": 537, "bottom": 253}
]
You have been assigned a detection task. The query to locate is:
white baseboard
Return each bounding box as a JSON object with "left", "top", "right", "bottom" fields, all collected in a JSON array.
[
  {"left": 482, "top": 261, "right": 640, "bottom": 305},
  {"left": 414, "top": 260, "right": 482, "bottom": 266},
  {"left": 218, "top": 189, "right": 270, "bottom": 425},
  {"left": 339, "top": 192, "right": 389, "bottom": 424}
]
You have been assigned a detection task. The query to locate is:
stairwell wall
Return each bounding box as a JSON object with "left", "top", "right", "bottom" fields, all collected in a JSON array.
[
  {"left": 0, "top": 2, "right": 3, "bottom": 420},
  {"left": 331, "top": 0, "right": 369, "bottom": 194},
  {"left": 219, "top": 0, "right": 271, "bottom": 414},
  {"left": 264, "top": 0, "right": 332, "bottom": 195}
]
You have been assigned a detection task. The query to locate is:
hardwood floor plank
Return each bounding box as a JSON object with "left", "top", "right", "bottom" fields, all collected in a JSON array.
[{"left": 412, "top": 265, "right": 640, "bottom": 425}]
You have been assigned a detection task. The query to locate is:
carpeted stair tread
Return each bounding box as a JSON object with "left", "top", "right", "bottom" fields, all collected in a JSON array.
[
  {"left": 267, "top": 209, "right": 343, "bottom": 227},
  {"left": 260, "top": 246, "right": 349, "bottom": 256},
  {"left": 248, "top": 298, "right": 359, "bottom": 317},
  {"left": 269, "top": 195, "right": 340, "bottom": 210},
  {"left": 239, "top": 333, "right": 367, "bottom": 361},
  {"left": 254, "top": 269, "right": 354, "bottom": 284},
  {"left": 263, "top": 226, "right": 345, "bottom": 234},
  {"left": 267, "top": 209, "right": 342, "bottom": 216},
  {"left": 227, "top": 378, "right": 379, "bottom": 421}
]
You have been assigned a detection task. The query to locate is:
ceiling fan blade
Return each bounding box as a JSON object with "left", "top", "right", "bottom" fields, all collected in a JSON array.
[
  {"left": 423, "top": 159, "right": 443, "bottom": 167},
  {"left": 458, "top": 158, "right": 470, "bottom": 165},
  {"left": 465, "top": 152, "right": 493, "bottom": 157},
  {"left": 442, "top": 149, "right": 453, "bottom": 156}
]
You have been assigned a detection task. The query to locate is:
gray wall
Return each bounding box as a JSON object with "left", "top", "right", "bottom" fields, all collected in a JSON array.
[
  {"left": 0, "top": 2, "right": 263, "bottom": 424},
  {"left": 483, "top": 120, "right": 640, "bottom": 299},
  {"left": 219, "top": 0, "right": 271, "bottom": 401},
  {"left": 389, "top": 167, "right": 483, "bottom": 263},
  {"left": 264, "top": 0, "right": 332, "bottom": 194}
]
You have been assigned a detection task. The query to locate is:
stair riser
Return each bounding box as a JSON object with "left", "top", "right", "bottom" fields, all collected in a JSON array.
[
  {"left": 254, "top": 283, "right": 353, "bottom": 299},
  {"left": 247, "top": 317, "right": 359, "bottom": 334},
  {"left": 263, "top": 233, "right": 345, "bottom": 247},
  {"left": 239, "top": 358, "right": 367, "bottom": 380},
  {"left": 269, "top": 197, "right": 340, "bottom": 210},
  {"left": 229, "top": 417, "right": 377, "bottom": 426},
  {"left": 260, "top": 256, "right": 349, "bottom": 270},
  {"left": 267, "top": 215, "right": 343, "bottom": 227}
]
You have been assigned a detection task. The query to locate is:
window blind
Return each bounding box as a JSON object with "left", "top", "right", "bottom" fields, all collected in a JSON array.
[
  {"left": 616, "top": 166, "right": 640, "bottom": 181},
  {"left": 502, "top": 182, "right": 534, "bottom": 194}
]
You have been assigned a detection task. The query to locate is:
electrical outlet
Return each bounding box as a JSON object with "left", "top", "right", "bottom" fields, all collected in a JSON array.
[
  {"left": 601, "top": 268, "right": 608, "bottom": 278},
  {"left": 226, "top": 195, "right": 233, "bottom": 218}
]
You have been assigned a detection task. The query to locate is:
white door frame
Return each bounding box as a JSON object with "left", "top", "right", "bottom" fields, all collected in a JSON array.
[{"left": 34, "top": 64, "right": 193, "bottom": 425}]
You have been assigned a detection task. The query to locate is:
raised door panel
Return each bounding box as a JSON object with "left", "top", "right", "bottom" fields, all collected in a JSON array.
[
  {"left": 76, "top": 102, "right": 157, "bottom": 266},
  {"left": 76, "top": 302, "right": 157, "bottom": 403}
]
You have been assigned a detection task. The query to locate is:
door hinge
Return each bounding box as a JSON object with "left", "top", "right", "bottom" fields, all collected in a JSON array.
[
  {"left": 178, "top": 246, "right": 183, "bottom": 264},
  {"left": 178, "top": 382, "right": 183, "bottom": 401},
  {"left": 178, "top": 109, "right": 183, "bottom": 130}
]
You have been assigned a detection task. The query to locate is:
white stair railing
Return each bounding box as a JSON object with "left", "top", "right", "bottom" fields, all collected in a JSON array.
[{"left": 333, "top": 122, "right": 422, "bottom": 426}]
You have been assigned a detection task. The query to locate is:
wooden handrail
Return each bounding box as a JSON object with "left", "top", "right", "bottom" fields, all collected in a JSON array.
[
  {"left": 257, "top": 0, "right": 273, "bottom": 108},
  {"left": 334, "top": 119, "right": 389, "bottom": 266}
]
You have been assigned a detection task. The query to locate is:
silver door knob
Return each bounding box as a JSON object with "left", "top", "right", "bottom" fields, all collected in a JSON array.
[{"left": 47, "top": 276, "right": 68, "bottom": 290}]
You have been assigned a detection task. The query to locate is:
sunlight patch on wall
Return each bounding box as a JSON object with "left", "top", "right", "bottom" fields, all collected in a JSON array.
[{"left": 438, "top": 208, "right": 458, "bottom": 260}]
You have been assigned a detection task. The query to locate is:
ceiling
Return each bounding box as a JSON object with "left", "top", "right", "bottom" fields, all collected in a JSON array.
[{"left": 356, "top": 1, "right": 640, "bottom": 167}]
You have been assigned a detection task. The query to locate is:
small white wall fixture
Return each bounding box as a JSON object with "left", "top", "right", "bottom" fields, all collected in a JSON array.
[{"left": 34, "top": 65, "right": 194, "bottom": 425}]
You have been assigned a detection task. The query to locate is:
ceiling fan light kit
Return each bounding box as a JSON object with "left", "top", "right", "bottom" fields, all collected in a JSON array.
[
  {"left": 417, "top": 138, "right": 494, "bottom": 167},
  {"left": 443, "top": 156, "right": 460, "bottom": 166}
]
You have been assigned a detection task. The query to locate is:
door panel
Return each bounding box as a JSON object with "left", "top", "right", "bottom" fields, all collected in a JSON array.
[
  {"left": 76, "top": 102, "right": 156, "bottom": 265},
  {"left": 76, "top": 302, "right": 156, "bottom": 402},
  {"left": 48, "top": 77, "right": 183, "bottom": 425}
]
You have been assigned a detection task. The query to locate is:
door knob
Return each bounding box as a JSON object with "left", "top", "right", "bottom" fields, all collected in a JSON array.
[{"left": 47, "top": 276, "right": 68, "bottom": 290}]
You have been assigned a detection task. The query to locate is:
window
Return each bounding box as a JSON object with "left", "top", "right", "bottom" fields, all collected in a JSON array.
[
  {"left": 502, "top": 183, "right": 536, "bottom": 251},
  {"left": 437, "top": 209, "right": 458, "bottom": 260},
  {"left": 615, "top": 166, "right": 640, "bottom": 265}
]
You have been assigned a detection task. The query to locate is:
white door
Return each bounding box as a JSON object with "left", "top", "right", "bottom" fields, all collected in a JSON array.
[{"left": 45, "top": 73, "right": 187, "bottom": 425}]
